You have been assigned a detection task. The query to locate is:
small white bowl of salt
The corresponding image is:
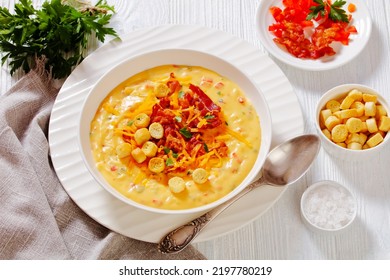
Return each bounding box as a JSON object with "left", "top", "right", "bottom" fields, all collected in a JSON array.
[{"left": 300, "top": 180, "right": 357, "bottom": 233}]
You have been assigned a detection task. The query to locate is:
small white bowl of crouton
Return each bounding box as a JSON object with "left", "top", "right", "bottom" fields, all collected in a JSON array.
[{"left": 315, "top": 84, "right": 390, "bottom": 161}]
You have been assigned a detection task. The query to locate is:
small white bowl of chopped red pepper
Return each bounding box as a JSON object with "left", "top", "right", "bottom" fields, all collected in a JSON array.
[{"left": 255, "top": 0, "right": 372, "bottom": 71}]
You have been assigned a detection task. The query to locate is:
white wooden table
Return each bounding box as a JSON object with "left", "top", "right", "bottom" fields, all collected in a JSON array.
[{"left": 2, "top": 0, "right": 390, "bottom": 260}]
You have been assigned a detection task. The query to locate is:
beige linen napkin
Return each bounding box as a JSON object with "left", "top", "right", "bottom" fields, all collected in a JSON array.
[{"left": 0, "top": 65, "right": 205, "bottom": 260}]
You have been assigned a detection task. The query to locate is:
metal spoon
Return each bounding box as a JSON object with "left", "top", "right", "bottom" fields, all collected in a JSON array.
[{"left": 158, "top": 134, "right": 321, "bottom": 254}]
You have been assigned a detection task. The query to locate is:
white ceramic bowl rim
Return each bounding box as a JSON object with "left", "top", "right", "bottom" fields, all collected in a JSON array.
[
  {"left": 315, "top": 83, "right": 390, "bottom": 156},
  {"left": 77, "top": 48, "right": 272, "bottom": 215},
  {"left": 301, "top": 180, "right": 357, "bottom": 232}
]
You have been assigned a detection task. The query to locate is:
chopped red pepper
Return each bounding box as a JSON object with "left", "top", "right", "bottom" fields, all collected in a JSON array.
[
  {"left": 348, "top": 3, "right": 356, "bottom": 13},
  {"left": 268, "top": 0, "right": 357, "bottom": 59},
  {"left": 110, "top": 166, "right": 118, "bottom": 171}
]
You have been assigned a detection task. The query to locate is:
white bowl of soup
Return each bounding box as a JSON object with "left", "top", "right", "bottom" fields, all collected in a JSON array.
[{"left": 78, "top": 49, "right": 272, "bottom": 214}]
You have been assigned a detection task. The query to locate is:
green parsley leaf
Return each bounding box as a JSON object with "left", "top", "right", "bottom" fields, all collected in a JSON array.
[
  {"left": 329, "top": 0, "right": 349, "bottom": 22},
  {"left": 204, "top": 115, "right": 215, "bottom": 120},
  {"left": 166, "top": 158, "right": 174, "bottom": 166},
  {"left": 307, "top": 0, "right": 326, "bottom": 21},
  {"left": 163, "top": 147, "right": 171, "bottom": 154},
  {"left": 306, "top": 0, "right": 349, "bottom": 23},
  {"left": 178, "top": 91, "right": 185, "bottom": 98},
  {"left": 179, "top": 127, "right": 193, "bottom": 139},
  {"left": 0, "top": 0, "right": 119, "bottom": 79},
  {"left": 203, "top": 143, "right": 209, "bottom": 153}
]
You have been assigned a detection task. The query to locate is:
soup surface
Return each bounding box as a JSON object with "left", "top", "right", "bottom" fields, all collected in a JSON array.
[{"left": 90, "top": 65, "right": 261, "bottom": 210}]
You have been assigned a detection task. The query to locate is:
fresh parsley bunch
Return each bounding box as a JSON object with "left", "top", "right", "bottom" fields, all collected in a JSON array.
[
  {"left": 0, "top": 0, "right": 118, "bottom": 79},
  {"left": 306, "top": 0, "right": 350, "bottom": 23}
]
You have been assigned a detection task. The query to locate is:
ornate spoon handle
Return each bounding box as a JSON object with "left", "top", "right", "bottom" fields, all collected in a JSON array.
[
  {"left": 158, "top": 212, "right": 212, "bottom": 254},
  {"left": 158, "top": 178, "right": 264, "bottom": 254}
]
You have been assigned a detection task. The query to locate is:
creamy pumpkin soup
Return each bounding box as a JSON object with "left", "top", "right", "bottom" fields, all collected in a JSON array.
[{"left": 90, "top": 65, "right": 261, "bottom": 210}]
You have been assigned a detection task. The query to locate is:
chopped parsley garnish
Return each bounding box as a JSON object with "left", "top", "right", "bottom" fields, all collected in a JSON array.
[
  {"left": 179, "top": 127, "right": 193, "bottom": 139},
  {"left": 204, "top": 115, "right": 215, "bottom": 120},
  {"left": 165, "top": 158, "right": 174, "bottom": 166}
]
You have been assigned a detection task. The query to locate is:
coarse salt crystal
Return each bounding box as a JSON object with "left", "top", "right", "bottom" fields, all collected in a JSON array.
[{"left": 302, "top": 182, "right": 356, "bottom": 230}]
